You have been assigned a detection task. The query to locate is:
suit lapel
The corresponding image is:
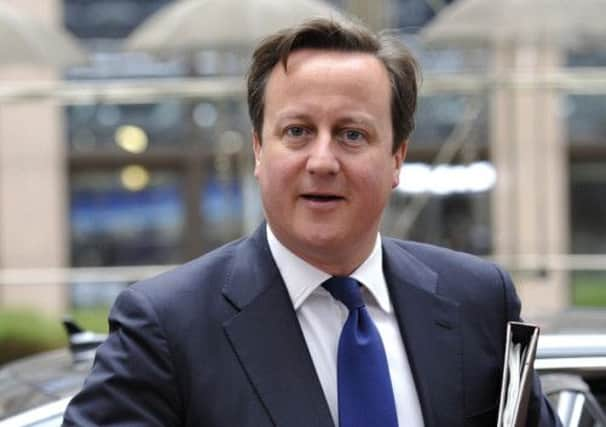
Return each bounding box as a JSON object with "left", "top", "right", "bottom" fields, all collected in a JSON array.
[
  {"left": 383, "top": 239, "right": 464, "bottom": 427},
  {"left": 222, "top": 226, "right": 334, "bottom": 427}
]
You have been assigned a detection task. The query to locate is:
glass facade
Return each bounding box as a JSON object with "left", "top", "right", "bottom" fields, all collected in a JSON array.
[
  {"left": 566, "top": 95, "right": 606, "bottom": 146},
  {"left": 62, "top": 0, "right": 253, "bottom": 308},
  {"left": 55, "top": 0, "right": 606, "bottom": 310},
  {"left": 70, "top": 169, "right": 184, "bottom": 267},
  {"left": 63, "top": 0, "right": 252, "bottom": 278},
  {"left": 385, "top": 172, "right": 493, "bottom": 256},
  {"left": 65, "top": 0, "right": 172, "bottom": 39},
  {"left": 393, "top": 0, "right": 456, "bottom": 33},
  {"left": 566, "top": 92, "right": 606, "bottom": 305},
  {"left": 67, "top": 101, "right": 188, "bottom": 151},
  {"left": 570, "top": 163, "right": 606, "bottom": 255}
]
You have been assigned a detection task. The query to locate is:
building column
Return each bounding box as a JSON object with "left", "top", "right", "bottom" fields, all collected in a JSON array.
[
  {"left": 0, "top": 0, "right": 68, "bottom": 316},
  {"left": 490, "top": 41, "right": 570, "bottom": 320}
]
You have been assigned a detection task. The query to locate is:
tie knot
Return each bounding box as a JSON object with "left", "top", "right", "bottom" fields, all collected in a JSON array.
[{"left": 322, "top": 276, "right": 364, "bottom": 311}]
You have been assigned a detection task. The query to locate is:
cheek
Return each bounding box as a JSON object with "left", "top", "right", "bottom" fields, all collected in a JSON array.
[
  {"left": 257, "top": 165, "right": 274, "bottom": 190},
  {"left": 357, "top": 161, "right": 394, "bottom": 189},
  {"left": 361, "top": 168, "right": 396, "bottom": 209},
  {"left": 257, "top": 156, "right": 298, "bottom": 192}
]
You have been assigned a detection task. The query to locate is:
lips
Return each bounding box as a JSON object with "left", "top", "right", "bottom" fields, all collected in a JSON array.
[
  {"left": 302, "top": 194, "right": 343, "bottom": 201},
  {"left": 299, "top": 191, "right": 345, "bottom": 212}
]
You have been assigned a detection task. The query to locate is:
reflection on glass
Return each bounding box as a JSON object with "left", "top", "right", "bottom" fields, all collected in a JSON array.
[
  {"left": 65, "top": 0, "right": 171, "bottom": 39},
  {"left": 570, "top": 162, "right": 606, "bottom": 254},
  {"left": 397, "top": 162, "right": 496, "bottom": 195},
  {"left": 570, "top": 161, "right": 606, "bottom": 306},
  {"left": 566, "top": 95, "right": 606, "bottom": 145},
  {"left": 67, "top": 102, "right": 187, "bottom": 150},
  {"left": 96, "top": 105, "right": 121, "bottom": 128},
  {"left": 414, "top": 95, "right": 488, "bottom": 146},
  {"left": 71, "top": 128, "right": 97, "bottom": 152},
  {"left": 218, "top": 130, "right": 244, "bottom": 155},
  {"left": 70, "top": 170, "right": 184, "bottom": 267},
  {"left": 115, "top": 125, "right": 149, "bottom": 154},
  {"left": 200, "top": 173, "right": 243, "bottom": 249},
  {"left": 193, "top": 102, "right": 218, "bottom": 128},
  {"left": 385, "top": 189, "right": 492, "bottom": 256},
  {"left": 120, "top": 165, "right": 150, "bottom": 191}
]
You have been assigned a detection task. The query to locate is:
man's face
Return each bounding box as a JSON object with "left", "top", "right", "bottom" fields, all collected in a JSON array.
[{"left": 253, "top": 49, "right": 406, "bottom": 274}]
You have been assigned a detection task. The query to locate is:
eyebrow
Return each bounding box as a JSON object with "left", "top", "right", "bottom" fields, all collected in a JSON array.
[
  {"left": 275, "top": 110, "right": 376, "bottom": 126},
  {"left": 274, "top": 110, "right": 314, "bottom": 123},
  {"left": 335, "top": 115, "right": 374, "bottom": 127}
]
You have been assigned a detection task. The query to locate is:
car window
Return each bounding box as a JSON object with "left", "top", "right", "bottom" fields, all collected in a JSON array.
[{"left": 548, "top": 390, "right": 606, "bottom": 427}]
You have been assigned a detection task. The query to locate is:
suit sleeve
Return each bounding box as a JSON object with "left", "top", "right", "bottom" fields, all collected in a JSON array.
[
  {"left": 62, "top": 286, "right": 182, "bottom": 426},
  {"left": 498, "top": 266, "right": 563, "bottom": 427}
]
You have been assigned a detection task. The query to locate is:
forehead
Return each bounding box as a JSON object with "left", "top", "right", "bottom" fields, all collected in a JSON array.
[
  {"left": 263, "top": 49, "right": 392, "bottom": 118},
  {"left": 270, "top": 48, "right": 389, "bottom": 86}
]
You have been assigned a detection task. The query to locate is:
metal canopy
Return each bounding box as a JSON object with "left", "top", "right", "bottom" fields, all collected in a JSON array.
[
  {"left": 0, "top": 2, "right": 87, "bottom": 68},
  {"left": 420, "top": 0, "right": 606, "bottom": 48},
  {"left": 125, "top": 0, "right": 348, "bottom": 55}
]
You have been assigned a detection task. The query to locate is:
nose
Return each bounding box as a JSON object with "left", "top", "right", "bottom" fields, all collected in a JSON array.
[{"left": 305, "top": 134, "right": 340, "bottom": 175}]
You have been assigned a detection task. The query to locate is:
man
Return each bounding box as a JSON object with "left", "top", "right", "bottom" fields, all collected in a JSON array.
[{"left": 64, "top": 17, "right": 560, "bottom": 427}]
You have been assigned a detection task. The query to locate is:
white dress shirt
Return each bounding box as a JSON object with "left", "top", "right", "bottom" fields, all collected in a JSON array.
[{"left": 266, "top": 225, "right": 424, "bottom": 427}]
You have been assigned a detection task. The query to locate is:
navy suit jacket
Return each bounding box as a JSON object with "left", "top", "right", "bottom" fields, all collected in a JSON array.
[{"left": 63, "top": 225, "right": 560, "bottom": 426}]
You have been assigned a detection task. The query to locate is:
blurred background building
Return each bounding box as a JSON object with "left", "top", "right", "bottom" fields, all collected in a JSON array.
[{"left": 0, "top": 0, "right": 605, "bottom": 324}]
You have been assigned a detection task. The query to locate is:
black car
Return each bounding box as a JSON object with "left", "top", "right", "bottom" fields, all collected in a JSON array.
[
  {"left": 1, "top": 323, "right": 606, "bottom": 427},
  {"left": 536, "top": 334, "right": 606, "bottom": 426},
  {"left": 0, "top": 319, "right": 103, "bottom": 427}
]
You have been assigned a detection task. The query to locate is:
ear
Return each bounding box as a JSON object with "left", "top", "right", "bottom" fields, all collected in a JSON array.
[
  {"left": 252, "top": 130, "right": 262, "bottom": 177},
  {"left": 391, "top": 140, "right": 408, "bottom": 189}
]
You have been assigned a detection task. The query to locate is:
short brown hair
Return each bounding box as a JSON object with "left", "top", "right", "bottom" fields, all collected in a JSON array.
[{"left": 246, "top": 17, "right": 420, "bottom": 152}]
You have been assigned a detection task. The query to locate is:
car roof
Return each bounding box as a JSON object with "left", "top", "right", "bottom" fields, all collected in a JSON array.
[
  {"left": 0, "top": 349, "right": 91, "bottom": 420},
  {"left": 538, "top": 335, "right": 606, "bottom": 358},
  {"left": 0, "top": 397, "right": 70, "bottom": 427},
  {"left": 536, "top": 334, "right": 606, "bottom": 373},
  {"left": 0, "top": 318, "right": 103, "bottom": 421},
  {"left": 3, "top": 330, "right": 606, "bottom": 421}
]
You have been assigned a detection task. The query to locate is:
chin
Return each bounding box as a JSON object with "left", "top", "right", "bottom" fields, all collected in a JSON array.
[{"left": 297, "top": 227, "right": 346, "bottom": 251}]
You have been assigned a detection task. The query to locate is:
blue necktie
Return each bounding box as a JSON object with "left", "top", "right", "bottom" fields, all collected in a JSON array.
[{"left": 323, "top": 276, "right": 399, "bottom": 427}]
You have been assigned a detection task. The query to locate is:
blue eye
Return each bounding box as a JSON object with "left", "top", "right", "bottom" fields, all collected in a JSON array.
[
  {"left": 344, "top": 130, "right": 362, "bottom": 140},
  {"left": 342, "top": 129, "right": 366, "bottom": 143},
  {"left": 286, "top": 127, "right": 306, "bottom": 137}
]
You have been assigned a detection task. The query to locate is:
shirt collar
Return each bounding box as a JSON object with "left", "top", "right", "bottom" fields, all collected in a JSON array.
[{"left": 266, "top": 224, "right": 392, "bottom": 313}]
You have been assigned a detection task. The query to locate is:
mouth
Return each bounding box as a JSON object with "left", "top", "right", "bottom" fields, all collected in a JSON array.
[{"left": 300, "top": 194, "right": 345, "bottom": 202}]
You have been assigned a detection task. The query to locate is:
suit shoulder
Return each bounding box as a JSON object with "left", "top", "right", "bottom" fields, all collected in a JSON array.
[
  {"left": 384, "top": 238, "right": 519, "bottom": 324},
  {"left": 384, "top": 237, "right": 508, "bottom": 284}
]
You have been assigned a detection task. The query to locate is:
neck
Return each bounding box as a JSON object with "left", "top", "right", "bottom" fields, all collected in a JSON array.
[
  {"left": 268, "top": 225, "right": 378, "bottom": 277},
  {"left": 298, "top": 249, "right": 369, "bottom": 277}
]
